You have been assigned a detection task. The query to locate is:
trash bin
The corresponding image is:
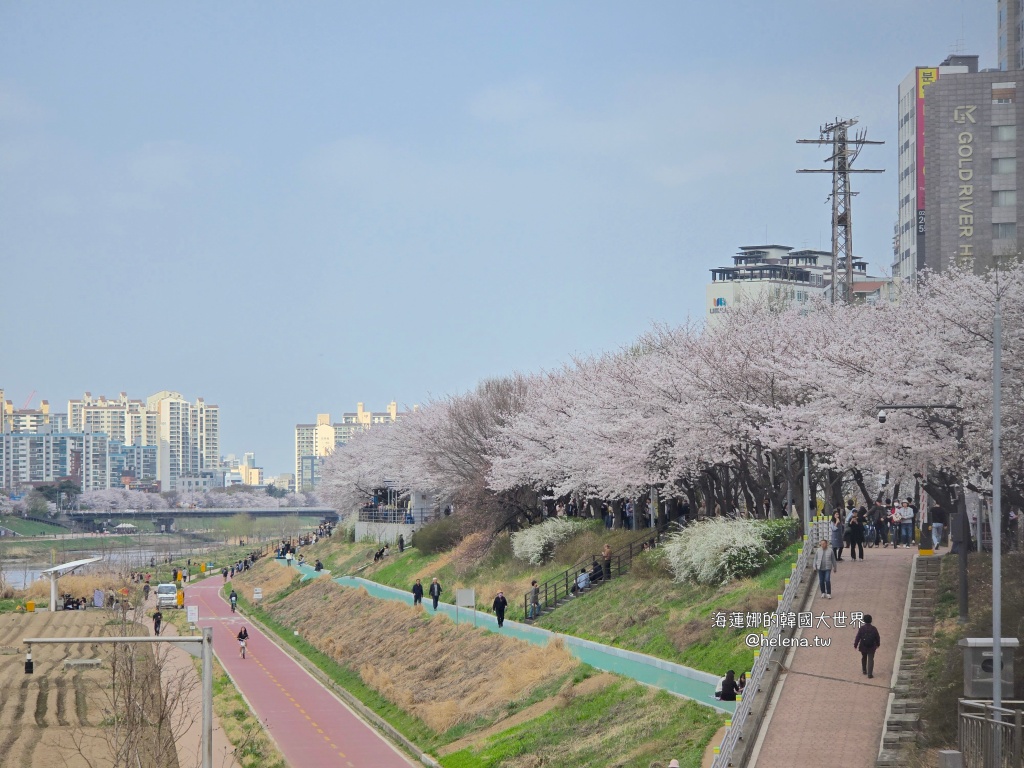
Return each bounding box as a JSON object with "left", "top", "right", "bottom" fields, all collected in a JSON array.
[
  {"left": 958, "top": 638, "right": 1019, "bottom": 697},
  {"left": 25, "top": 601, "right": 35, "bottom": 612},
  {"left": 200, "top": 563, "right": 206, "bottom": 573}
]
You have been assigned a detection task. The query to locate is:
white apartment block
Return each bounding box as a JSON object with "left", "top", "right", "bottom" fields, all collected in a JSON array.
[
  {"left": 0, "top": 431, "right": 109, "bottom": 492},
  {"left": 146, "top": 391, "right": 219, "bottom": 492},
  {"left": 69, "top": 392, "right": 151, "bottom": 446},
  {"left": 295, "top": 402, "right": 400, "bottom": 491}
]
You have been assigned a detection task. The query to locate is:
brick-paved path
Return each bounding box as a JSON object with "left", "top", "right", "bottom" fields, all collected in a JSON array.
[{"left": 752, "top": 544, "right": 915, "bottom": 768}]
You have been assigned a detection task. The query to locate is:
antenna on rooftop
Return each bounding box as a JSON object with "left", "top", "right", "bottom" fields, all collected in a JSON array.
[{"left": 797, "top": 118, "right": 884, "bottom": 304}]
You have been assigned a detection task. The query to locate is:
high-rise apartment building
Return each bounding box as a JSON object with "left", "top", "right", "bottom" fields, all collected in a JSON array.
[
  {"left": 0, "top": 430, "right": 111, "bottom": 492},
  {"left": 68, "top": 392, "right": 151, "bottom": 446},
  {"left": 894, "top": 56, "right": 978, "bottom": 284},
  {"left": 146, "top": 391, "right": 218, "bottom": 492},
  {"left": 294, "top": 402, "right": 400, "bottom": 491},
  {"left": 1, "top": 392, "right": 56, "bottom": 433}
]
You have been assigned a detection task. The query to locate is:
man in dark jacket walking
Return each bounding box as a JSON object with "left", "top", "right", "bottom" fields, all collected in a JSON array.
[
  {"left": 854, "top": 614, "right": 881, "bottom": 678},
  {"left": 492, "top": 591, "right": 508, "bottom": 627},
  {"left": 428, "top": 578, "right": 442, "bottom": 610},
  {"left": 412, "top": 579, "right": 424, "bottom": 606}
]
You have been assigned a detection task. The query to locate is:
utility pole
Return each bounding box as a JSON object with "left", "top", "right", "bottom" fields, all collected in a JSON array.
[{"left": 798, "top": 118, "right": 884, "bottom": 304}]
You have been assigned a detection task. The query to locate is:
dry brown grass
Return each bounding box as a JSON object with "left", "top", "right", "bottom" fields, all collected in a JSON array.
[
  {"left": 22, "top": 571, "right": 129, "bottom": 601},
  {"left": 229, "top": 558, "right": 299, "bottom": 601},
  {"left": 450, "top": 532, "right": 491, "bottom": 577},
  {"left": 438, "top": 673, "right": 617, "bottom": 756},
  {"left": 268, "top": 578, "right": 578, "bottom": 732}
]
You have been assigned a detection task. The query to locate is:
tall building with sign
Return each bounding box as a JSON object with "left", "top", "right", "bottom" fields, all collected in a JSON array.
[
  {"left": 923, "top": 68, "right": 1023, "bottom": 274},
  {"left": 893, "top": 55, "right": 978, "bottom": 285}
]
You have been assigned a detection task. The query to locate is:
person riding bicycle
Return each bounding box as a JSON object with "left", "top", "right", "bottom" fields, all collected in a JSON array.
[
  {"left": 237, "top": 626, "right": 249, "bottom": 658},
  {"left": 229, "top": 589, "right": 238, "bottom": 612}
]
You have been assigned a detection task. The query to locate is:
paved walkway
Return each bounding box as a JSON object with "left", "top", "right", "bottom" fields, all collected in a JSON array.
[
  {"left": 751, "top": 544, "right": 915, "bottom": 768},
  {"left": 185, "top": 576, "right": 415, "bottom": 768}
]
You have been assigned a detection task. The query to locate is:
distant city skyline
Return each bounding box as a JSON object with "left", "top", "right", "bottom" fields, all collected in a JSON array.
[{"left": 0, "top": 2, "right": 996, "bottom": 476}]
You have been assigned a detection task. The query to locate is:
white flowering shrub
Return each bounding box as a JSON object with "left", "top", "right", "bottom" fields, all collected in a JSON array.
[
  {"left": 663, "top": 518, "right": 770, "bottom": 585},
  {"left": 511, "top": 518, "right": 590, "bottom": 565}
]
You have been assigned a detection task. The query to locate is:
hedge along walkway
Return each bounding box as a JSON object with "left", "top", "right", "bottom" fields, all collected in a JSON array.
[{"left": 287, "top": 560, "right": 733, "bottom": 714}]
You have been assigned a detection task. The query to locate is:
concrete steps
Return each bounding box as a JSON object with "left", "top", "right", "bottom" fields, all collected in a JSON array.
[{"left": 876, "top": 556, "right": 942, "bottom": 767}]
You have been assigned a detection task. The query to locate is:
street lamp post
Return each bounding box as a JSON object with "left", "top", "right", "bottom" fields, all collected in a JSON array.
[{"left": 876, "top": 403, "right": 968, "bottom": 622}]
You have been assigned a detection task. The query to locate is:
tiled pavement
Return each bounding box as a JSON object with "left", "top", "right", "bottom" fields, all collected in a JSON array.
[{"left": 752, "top": 544, "right": 915, "bottom": 768}]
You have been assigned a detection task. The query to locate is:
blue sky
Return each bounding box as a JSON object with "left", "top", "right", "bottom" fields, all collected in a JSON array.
[{"left": 0, "top": 1, "right": 994, "bottom": 477}]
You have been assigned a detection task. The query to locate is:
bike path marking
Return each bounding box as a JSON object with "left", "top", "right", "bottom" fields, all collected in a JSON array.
[{"left": 186, "top": 578, "right": 414, "bottom": 767}]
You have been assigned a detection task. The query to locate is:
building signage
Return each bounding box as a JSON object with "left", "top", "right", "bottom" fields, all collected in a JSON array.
[
  {"left": 954, "top": 105, "right": 976, "bottom": 266},
  {"left": 709, "top": 297, "right": 728, "bottom": 315},
  {"left": 916, "top": 68, "right": 939, "bottom": 263}
]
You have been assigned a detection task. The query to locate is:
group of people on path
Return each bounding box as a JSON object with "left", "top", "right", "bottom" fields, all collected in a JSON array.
[
  {"left": 411, "top": 577, "right": 443, "bottom": 610},
  {"left": 828, "top": 498, "right": 928, "bottom": 563}
]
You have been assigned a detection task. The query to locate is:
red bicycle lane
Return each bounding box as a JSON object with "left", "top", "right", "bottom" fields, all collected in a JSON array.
[{"left": 185, "top": 576, "right": 415, "bottom": 768}]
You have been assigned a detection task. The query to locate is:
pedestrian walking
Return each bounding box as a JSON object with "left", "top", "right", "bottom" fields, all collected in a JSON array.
[
  {"left": 529, "top": 579, "right": 540, "bottom": 620},
  {"left": 830, "top": 511, "right": 846, "bottom": 561},
  {"left": 398, "top": 534, "right": 405, "bottom": 553},
  {"left": 876, "top": 500, "right": 890, "bottom": 547},
  {"left": 428, "top": 578, "right": 442, "bottom": 610},
  {"left": 847, "top": 514, "right": 865, "bottom": 561},
  {"left": 814, "top": 539, "right": 837, "bottom": 599},
  {"left": 889, "top": 503, "right": 904, "bottom": 548},
  {"left": 492, "top": 591, "right": 508, "bottom": 627},
  {"left": 899, "top": 499, "right": 915, "bottom": 547},
  {"left": 602, "top": 543, "right": 612, "bottom": 581},
  {"left": 153, "top": 609, "right": 163, "bottom": 636},
  {"left": 412, "top": 578, "right": 423, "bottom": 606},
  {"left": 143, "top": 583, "right": 150, "bottom": 602},
  {"left": 853, "top": 614, "right": 881, "bottom": 678}
]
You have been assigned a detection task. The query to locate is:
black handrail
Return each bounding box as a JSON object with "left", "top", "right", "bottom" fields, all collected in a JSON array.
[{"left": 523, "top": 523, "right": 669, "bottom": 621}]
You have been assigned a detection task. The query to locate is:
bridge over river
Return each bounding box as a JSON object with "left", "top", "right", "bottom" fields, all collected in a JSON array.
[{"left": 66, "top": 506, "right": 340, "bottom": 528}]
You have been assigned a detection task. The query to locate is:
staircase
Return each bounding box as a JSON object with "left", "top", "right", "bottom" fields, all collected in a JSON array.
[
  {"left": 876, "top": 555, "right": 941, "bottom": 767},
  {"left": 522, "top": 524, "right": 666, "bottom": 622}
]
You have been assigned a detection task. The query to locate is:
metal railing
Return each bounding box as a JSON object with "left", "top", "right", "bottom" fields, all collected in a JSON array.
[
  {"left": 959, "top": 699, "right": 1024, "bottom": 768},
  {"left": 523, "top": 524, "right": 668, "bottom": 621},
  {"left": 356, "top": 506, "right": 435, "bottom": 525},
  {"left": 710, "top": 518, "right": 829, "bottom": 768}
]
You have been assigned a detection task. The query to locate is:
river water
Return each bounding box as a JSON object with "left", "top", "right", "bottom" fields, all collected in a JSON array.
[{"left": 2, "top": 543, "right": 221, "bottom": 590}]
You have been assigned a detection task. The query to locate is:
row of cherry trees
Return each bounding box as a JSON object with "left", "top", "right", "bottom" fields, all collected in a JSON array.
[
  {"left": 76, "top": 487, "right": 321, "bottom": 512},
  {"left": 321, "top": 265, "right": 1023, "bottom": 530}
]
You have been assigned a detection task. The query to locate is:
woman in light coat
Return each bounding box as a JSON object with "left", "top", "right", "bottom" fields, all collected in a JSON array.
[
  {"left": 813, "top": 539, "right": 838, "bottom": 598},
  {"left": 829, "top": 511, "right": 846, "bottom": 561}
]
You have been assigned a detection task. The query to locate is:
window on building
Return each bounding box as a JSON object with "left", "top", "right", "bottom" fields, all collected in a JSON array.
[
  {"left": 994, "top": 190, "right": 1018, "bottom": 207},
  {"left": 994, "top": 222, "right": 1018, "bottom": 239},
  {"left": 994, "top": 125, "right": 1017, "bottom": 142},
  {"left": 994, "top": 157, "right": 1017, "bottom": 175}
]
